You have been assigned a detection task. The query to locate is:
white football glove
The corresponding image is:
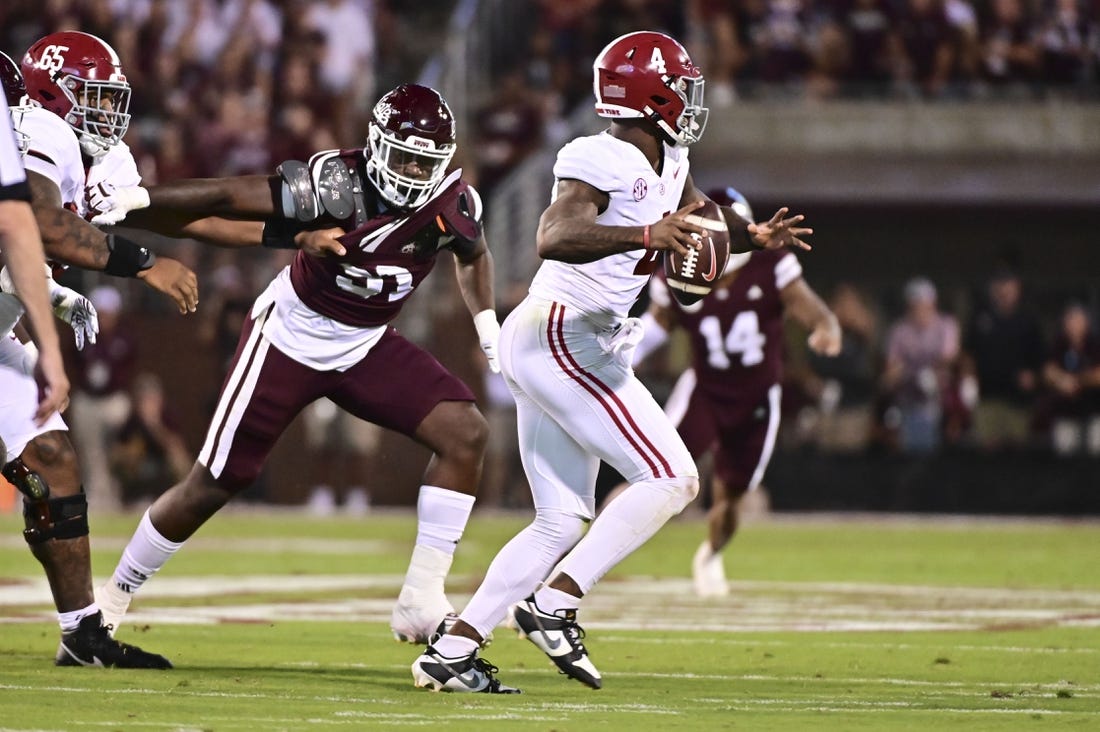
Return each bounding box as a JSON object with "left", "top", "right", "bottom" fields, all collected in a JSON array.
[
  {"left": 88, "top": 183, "right": 151, "bottom": 226},
  {"left": 0, "top": 265, "right": 99, "bottom": 350},
  {"left": 473, "top": 309, "right": 501, "bottom": 374},
  {"left": 49, "top": 283, "right": 99, "bottom": 351}
]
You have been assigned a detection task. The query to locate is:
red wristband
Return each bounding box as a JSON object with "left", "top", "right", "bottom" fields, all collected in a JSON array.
[{"left": 643, "top": 224, "right": 651, "bottom": 249}]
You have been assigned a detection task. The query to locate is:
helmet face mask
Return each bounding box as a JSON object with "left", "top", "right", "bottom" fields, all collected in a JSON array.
[
  {"left": 21, "top": 31, "right": 132, "bottom": 158},
  {"left": 0, "top": 51, "right": 30, "bottom": 155},
  {"left": 63, "top": 77, "right": 131, "bottom": 157},
  {"left": 593, "top": 31, "right": 709, "bottom": 147},
  {"left": 364, "top": 84, "right": 457, "bottom": 209}
]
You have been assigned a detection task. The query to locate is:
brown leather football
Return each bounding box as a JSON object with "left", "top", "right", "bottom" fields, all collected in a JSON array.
[{"left": 663, "top": 199, "right": 731, "bottom": 306}]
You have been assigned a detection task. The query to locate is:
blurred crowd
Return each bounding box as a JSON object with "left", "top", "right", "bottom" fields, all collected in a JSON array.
[
  {"left": 760, "top": 265, "right": 1100, "bottom": 460},
  {"left": 2, "top": 1, "right": 1097, "bottom": 509}
]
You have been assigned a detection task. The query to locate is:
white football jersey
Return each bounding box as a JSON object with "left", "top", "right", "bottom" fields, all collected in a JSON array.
[
  {"left": 529, "top": 131, "right": 689, "bottom": 323},
  {"left": 85, "top": 140, "right": 142, "bottom": 218},
  {"left": 14, "top": 105, "right": 85, "bottom": 208}
]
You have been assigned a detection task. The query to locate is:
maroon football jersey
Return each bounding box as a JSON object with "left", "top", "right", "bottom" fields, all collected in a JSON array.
[
  {"left": 288, "top": 150, "right": 480, "bottom": 327},
  {"left": 652, "top": 249, "right": 803, "bottom": 403}
]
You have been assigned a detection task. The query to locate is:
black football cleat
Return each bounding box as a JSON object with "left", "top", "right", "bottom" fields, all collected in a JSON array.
[
  {"left": 412, "top": 647, "right": 521, "bottom": 694},
  {"left": 55, "top": 612, "right": 173, "bottom": 669},
  {"left": 510, "top": 595, "right": 602, "bottom": 689}
]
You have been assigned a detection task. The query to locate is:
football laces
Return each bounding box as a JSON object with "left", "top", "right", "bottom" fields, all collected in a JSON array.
[{"left": 679, "top": 237, "right": 700, "bottom": 277}]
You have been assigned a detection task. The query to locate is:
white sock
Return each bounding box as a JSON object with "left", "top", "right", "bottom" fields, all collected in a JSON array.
[
  {"left": 58, "top": 602, "right": 99, "bottom": 633},
  {"left": 415, "top": 485, "right": 475, "bottom": 554},
  {"left": 532, "top": 585, "right": 580, "bottom": 614},
  {"left": 110, "top": 510, "right": 185, "bottom": 595},
  {"left": 457, "top": 509, "right": 587, "bottom": 640},
  {"left": 557, "top": 476, "right": 696, "bottom": 595},
  {"left": 431, "top": 634, "right": 478, "bottom": 658},
  {"left": 398, "top": 544, "right": 454, "bottom": 604}
]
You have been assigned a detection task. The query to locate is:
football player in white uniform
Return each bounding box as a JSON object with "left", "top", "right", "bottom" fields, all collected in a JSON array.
[
  {"left": 0, "top": 57, "right": 69, "bottom": 429},
  {"left": 0, "top": 47, "right": 171, "bottom": 668},
  {"left": 413, "top": 31, "right": 812, "bottom": 693}
]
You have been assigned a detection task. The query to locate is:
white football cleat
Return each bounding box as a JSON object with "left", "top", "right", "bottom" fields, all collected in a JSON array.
[
  {"left": 94, "top": 580, "right": 134, "bottom": 638},
  {"left": 692, "top": 540, "right": 730, "bottom": 597}
]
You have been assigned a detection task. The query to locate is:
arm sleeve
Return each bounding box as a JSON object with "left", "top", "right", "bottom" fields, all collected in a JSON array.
[{"left": 773, "top": 251, "right": 803, "bottom": 291}]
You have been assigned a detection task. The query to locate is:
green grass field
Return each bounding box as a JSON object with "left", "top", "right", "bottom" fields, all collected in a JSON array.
[{"left": 1, "top": 509, "right": 1098, "bottom": 731}]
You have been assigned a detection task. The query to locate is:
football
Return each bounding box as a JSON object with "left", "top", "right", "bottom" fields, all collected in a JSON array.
[{"left": 663, "top": 199, "right": 731, "bottom": 306}]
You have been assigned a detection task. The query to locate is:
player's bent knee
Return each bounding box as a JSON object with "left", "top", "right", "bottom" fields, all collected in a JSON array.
[
  {"left": 26, "top": 431, "right": 78, "bottom": 472},
  {"left": 3, "top": 458, "right": 89, "bottom": 545},
  {"left": 648, "top": 474, "right": 699, "bottom": 515},
  {"left": 419, "top": 402, "right": 489, "bottom": 459},
  {"left": 530, "top": 508, "right": 587, "bottom": 554},
  {"left": 676, "top": 474, "right": 701, "bottom": 504}
]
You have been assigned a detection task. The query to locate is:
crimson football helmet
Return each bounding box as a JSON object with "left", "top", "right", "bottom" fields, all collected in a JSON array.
[
  {"left": 21, "top": 31, "right": 131, "bottom": 158},
  {"left": 365, "top": 84, "right": 457, "bottom": 209},
  {"left": 593, "top": 31, "right": 708, "bottom": 147}
]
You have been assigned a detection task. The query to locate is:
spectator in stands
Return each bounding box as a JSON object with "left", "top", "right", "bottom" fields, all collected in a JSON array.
[
  {"left": 1036, "top": 0, "right": 1099, "bottom": 91},
  {"left": 66, "top": 285, "right": 137, "bottom": 510},
  {"left": 301, "top": 399, "right": 378, "bottom": 516},
  {"left": 686, "top": 0, "right": 744, "bottom": 106},
  {"left": 754, "top": 0, "right": 816, "bottom": 89},
  {"left": 473, "top": 69, "right": 546, "bottom": 197},
  {"left": 894, "top": 0, "right": 956, "bottom": 98},
  {"left": 1041, "top": 302, "right": 1100, "bottom": 455},
  {"left": 304, "top": 0, "right": 378, "bottom": 142},
  {"left": 809, "top": 282, "right": 881, "bottom": 453},
  {"left": 962, "top": 267, "right": 1044, "bottom": 450},
  {"left": 837, "top": 0, "right": 900, "bottom": 97},
  {"left": 882, "top": 277, "right": 960, "bottom": 453},
  {"left": 110, "top": 372, "right": 191, "bottom": 506},
  {"left": 978, "top": 0, "right": 1040, "bottom": 94}
]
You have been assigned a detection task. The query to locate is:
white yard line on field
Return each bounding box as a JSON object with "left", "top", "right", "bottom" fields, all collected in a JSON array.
[{"left": 3, "top": 574, "right": 1099, "bottom": 633}]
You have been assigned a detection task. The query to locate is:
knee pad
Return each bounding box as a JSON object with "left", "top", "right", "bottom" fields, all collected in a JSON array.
[
  {"left": 4, "top": 458, "right": 89, "bottom": 545},
  {"left": 529, "top": 509, "right": 588, "bottom": 556},
  {"left": 669, "top": 474, "right": 700, "bottom": 507},
  {"left": 22, "top": 493, "right": 89, "bottom": 545},
  {"left": 634, "top": 475, "right": 699, "bottom": 517}
]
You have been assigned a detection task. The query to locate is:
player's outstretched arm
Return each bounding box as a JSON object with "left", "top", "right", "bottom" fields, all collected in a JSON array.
[
  {"left": 781, "top": 277, "right": 841, "bottom": 356},
  {"left": 146, "top": 175, "right": 278, "bottom": 218},
  {"left": 27, "top": 171, "right": 199, "bottom": 314},
  {"left": 537, "top": 179, "right": 704, "bottom": 263}
]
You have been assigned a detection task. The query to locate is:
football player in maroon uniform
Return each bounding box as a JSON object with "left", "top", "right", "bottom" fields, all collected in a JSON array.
[
  {"left": 93, "top": 84, "right": 501, "bottom": 650},
  {"left": 629, "top": 187, "right": 841, "bottom": 597}
]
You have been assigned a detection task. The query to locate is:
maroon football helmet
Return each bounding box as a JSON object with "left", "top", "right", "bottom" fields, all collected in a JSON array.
[
  {"left": 707, "top": 186, "right": 755, "bottom": 275},
  {"left": 365, "top": 84, "right": 457, "bottom": 209},
  {"left": 1, "top": 51, "right": 27, "bottom": 107},
  {"left": 2, "top": 51, "right": 31, "bottom": 155},
  {"left": 593, "top": 31, "right": 708, "bottom": 147},
  {"left": 707, "top": 186, "right": 754, "bottom": 224},
  {"left": 22, "top": 31, "right": 131, "bottom": 158}
]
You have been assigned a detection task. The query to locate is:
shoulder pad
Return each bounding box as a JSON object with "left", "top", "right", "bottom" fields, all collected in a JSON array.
[
  {"left": 277, "top": 160, "right": 318, "bottom": 222},
  {"left": 314, "top": 156, "right": 355, "bottom": 221}
]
